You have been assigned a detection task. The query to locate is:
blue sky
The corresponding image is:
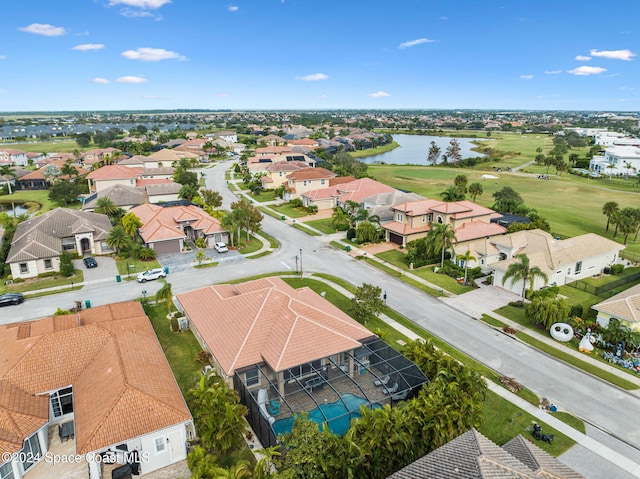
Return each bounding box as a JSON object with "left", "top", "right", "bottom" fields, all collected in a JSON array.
[{"left": 2, "top": 0, "right": 639, "bottom": 112}]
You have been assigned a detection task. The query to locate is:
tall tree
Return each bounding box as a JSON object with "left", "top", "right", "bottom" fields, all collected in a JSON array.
[
  {"left": 427, "top": 141, "right": 441, "bottom": 165},
  {"left": 468, "top": 182, "right": 483, "bottom": 202},
  {"left": 42, "top": 164, "right": 61, "bottom": 184},
  {"left": 0, "top": 165, "right": 17, "bottom": 194},
  {"left": 121, "top": 212, "right": 143, "bottom": 239},
  {"left": 453, "top": 174, "right": 468, "bottom": 195},
  {"left": 501, "top": 253, "right": 548, "bottom": 299},
  {"left": 458, "top": 248, "right": 477, "bottom": 285},
  {"left": 445, "top": 138, "right": 462, "bottom": 164},
  {"left": 426, "top": 223, "right": 457, "bottom": 268},
  {"left": 94, "top": 197, "right": 119, "bottom": 217},
  {"left": 602, "top": 201, "right": 619, "bottom": 232},
  {"left": 155, "top": 279, "right": 174, "bottom": 312},
  {"left": 106, "top": 225, "right": 129, "bottom": 255},
  {"left": 351, "top": 283, "right": 385, "bottom": 324},
  {"left": 439, "top": 186, "right": 464, "bottom": 202}
]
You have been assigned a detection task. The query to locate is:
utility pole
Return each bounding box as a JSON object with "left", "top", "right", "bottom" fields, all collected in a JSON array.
[{"left": 299, "top": 248, "right": 303, "bottom": 278}]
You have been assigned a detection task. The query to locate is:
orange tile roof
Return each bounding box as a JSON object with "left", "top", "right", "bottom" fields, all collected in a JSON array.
[
  {"left": 336, "top": 178, "right": 396, "bottom": 203},
  {"left": 176, "top": 277, "right": 374, "bottom": 376},
  {"left": 286, "top": 167, "right": 336, "bottom": 181},
  {"left": 131, "top": 203, "right": 225, "bottom": 243},
  {"left": 0, "top": 302, "right": 191, "bottom": 455},
  {"left": 87, "top": 165, "right": 142, "bottom": 180},
  {"left": 19, "top": 159, "right": 89, "bottom": 181},
  {"left": 453, "top": 221, "right": 507, "bottom": 242},
  {"left": 0, "top": 382, "right": 49, "bottom": 457}
]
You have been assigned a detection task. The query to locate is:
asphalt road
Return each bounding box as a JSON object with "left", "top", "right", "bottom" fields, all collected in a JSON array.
[{"left": 5, "top": 161, "right": 640, "bottom": 476}]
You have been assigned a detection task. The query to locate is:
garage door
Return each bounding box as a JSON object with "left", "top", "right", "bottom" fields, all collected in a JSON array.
[
  {"left": 153, "top": 240, "right": 181, "bottom": 254},
  {"left": 389, "top": 233, "right": 404, "bottom": 245}
]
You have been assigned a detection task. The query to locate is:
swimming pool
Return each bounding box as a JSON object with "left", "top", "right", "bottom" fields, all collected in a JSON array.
[{"left": 272, "top": 393, "right": 381, "bottom": 436}]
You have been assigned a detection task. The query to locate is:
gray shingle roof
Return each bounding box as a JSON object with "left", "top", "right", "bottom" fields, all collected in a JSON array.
[
  {"left": 388, "top": 429, "right": 584, "bottom": 479},
  {"left": 82, "top": 184, "right": 147, "bottom": 210},
  {"left": 7, "top": 208, "right": 113, "bottom": 263}
]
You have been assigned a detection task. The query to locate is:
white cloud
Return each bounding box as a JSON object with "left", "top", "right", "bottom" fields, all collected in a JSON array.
[
  {"left": 73, "top": 43, "right": 105, "bottom": 52},
  {"left": 216, "top": 93, "right": 230, "bottom": 98},
  {"left": 520, "top": 74, "right": 534, "bottom": 80},
  {"left": 575, "top": 55, "right": 591, "bottom": 61},
  {"left": 439, "top": 16, "right": 448, "bottom": 20},
  {"left": 368, "top": 91, "right": 390, "bottom": 98},
  {"left": 116, "top": 76, "right": 147, "bottom": 83},
  {"left": 140, "top": 95, "right": 167, "bottom": 99},
  {"left": 544, "top": 70, "right": 562, "bottom": 74},
  {"left": 228, "top": 5, "right": 239, "bottom": 12},
  {"left": 399, "top": 38, "right": 435, "bottom": 49},
  {"left": 568, "top": 66, "right": 607, "bottom": 76},
  {"left": 590, "top": 49, "right": 636, "bottom": 61},
  {"left": 19, "top": 23, "right": 66, "bottom": 36},
  {"left": 109, "top": 0, "right": 171, "bottom": 8},
  {"left": 92, "top": 78, "right": 110, "bottom": 84},
  {"left": 296, "top": 73, "right": 329, "bottom": 81},
  {"left": 0, "top": 55, "right": 6, "bottom": 60},
  {"left": 619, "top": 86, "right": 636, "bottom": 92},
  {"left": 120, "top": 9, "right": 157, "bottom": 18},
  {"left": 316, "top": 94, "right": 327, "bottom": 99},
  {"left": 121, "top": 47, "right": 187, "bottom": 61}
]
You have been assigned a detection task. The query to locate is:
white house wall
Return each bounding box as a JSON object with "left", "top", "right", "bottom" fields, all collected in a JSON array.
[{"left": 10, "top": 257, "right": 60, "bottom": 279}]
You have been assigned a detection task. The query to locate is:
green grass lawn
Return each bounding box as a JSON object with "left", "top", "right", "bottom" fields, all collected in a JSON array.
[
  {"left": 269, "top": 203, "right": 308, "bottom": 218},
  {"left": 4, "top": 269, "right": 85, "bottom": 296},
  {"left": 247, "top": 190, "right": 277, "bottom": 203},
  {"left": 351, "top": 141, "right": 400, "bottom": 158},
  {"left": 305, "top": 217, "right": 340, "bottom": 234},
  {"left": 368, "top": 132, "right": 640, "bottom": 256},
  {"left": 116, "top": 258, "right": 162, "bottom": 278},
  {"left": 147, "top": 302, "right": 203, "bottom": 397},
  {"left": 0, "top": 190, "right": 57, "bottom": 214}
]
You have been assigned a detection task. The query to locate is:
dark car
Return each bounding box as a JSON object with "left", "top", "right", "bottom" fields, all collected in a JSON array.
[
  {"left": 0, "top": 293, "right": 24, "bottom": 306},
  {"left": 83, "top": 257, "right": 98, "bottom": 268}
]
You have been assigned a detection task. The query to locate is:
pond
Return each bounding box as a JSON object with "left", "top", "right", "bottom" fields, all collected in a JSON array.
[
  {"left": 360, "top": 134, "right": 486, "bottom": 165},
  {"left": 0, "top": 202, "right": 29, "bottom": 217}
]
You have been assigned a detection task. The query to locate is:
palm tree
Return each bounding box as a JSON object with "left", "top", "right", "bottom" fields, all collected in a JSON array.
[
  {"left": 0, "top": 165, "right": 17, "bottom": 194},
  {"left": 501, "top": 253, "right": 548, "bottom": 299},
  {"left": 606, "top": 162, "right": 616, "bottom": 181},
  {"left": 602, "top": 201, "right": 619, "bottom": 232},
  {"left": 426, "top": 223, "right": 457, "bottom": 268},
  {"left": 624, "top": 161, "right": 633, "bottom": 180},
  {"left": 155, "top": 279, "right": 174, "bottom": 312},
  {"left": 94, "top": 196, "right": 117, "bottom": 214},
  {"left": 440, "top": 186, "right": 465, "bottom": 202},
  {"left": 468, "top": 182, "right": 483, "bottom": 202},
  {"left": 121, "top": 212, "right": 142, "bottom": 239},
  {"left": 60, "top": 160, "right": 78, "bottom": 179},
  {"left": 106, "top": 225, "right": 129, "bottom": 255},
  {"left": 458, "top": 248, "right": 477, "bottom": 285},
  {"left": 331, "top": 207, "right": 349, "bottom": 231}
]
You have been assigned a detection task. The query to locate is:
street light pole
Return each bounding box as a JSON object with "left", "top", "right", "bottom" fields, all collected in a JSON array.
[
  {"left": 299, "top": 248, "right": 303, "bottom": 278},
  {"left": 295, "top": 255, "right": 298, "bottom": 275}
]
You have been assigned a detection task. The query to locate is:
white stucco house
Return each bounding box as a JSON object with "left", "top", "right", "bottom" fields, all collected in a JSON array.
[
  {"left": 0, "top": 302, "right": 194, "bottom": 479},
  {"left": 6, "top": 208, "right": 114, "bottom": 280},
  {"left": 589, "top": 145, "right": 640, "bottom": 177},
  {"left": 485, "top": 230, "right": 624, "bottom": 296},
  {"left": 592, "top": 283, "right": 640, "bottom": 332}
]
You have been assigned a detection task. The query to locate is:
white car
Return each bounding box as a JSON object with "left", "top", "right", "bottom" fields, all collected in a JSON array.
[
  {"left": 136, "top": 268, "right": 167, "bottom": 283},
  {"left": 214, "top": 242, "right": 229, "bottom": 253}
]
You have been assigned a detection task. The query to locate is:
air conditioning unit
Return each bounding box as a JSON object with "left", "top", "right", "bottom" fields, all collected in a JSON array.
[{"left": 178, "top": 317, "right": 189, "bottom": 331}]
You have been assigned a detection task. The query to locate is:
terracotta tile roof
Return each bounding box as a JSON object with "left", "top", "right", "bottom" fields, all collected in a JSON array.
[
  {"left": 286, "top": 167, "right": 336, "bottom": 181},
  {"left": 256, "top": 146, "right": 291, "bottom": 155},
  {"left": 0, "top": 381, "right": 49, "bottom": 457},
  {"left": 176, "top": 277, "right": 374, "bottom": 376},
  {"left": 265, "top": 161, "right": 311, "bottom": 172},
  {"left": 335, "top": 178, "right": 396, "bottom": 204},
  {"left": 7, "top": 208, "right": 113, "bottom": 263},
  {"left": 87, "top": 165, "right": 142, "bottom": 180},
  {"left": 301, "top": 186, "right": 337, "bottom": 201},
  {"left": 0, "top": 303, "right": 191, "bottom": 455},
  {"left": 19, "top": 159, "right": 89, "bottom": 181},
  {"left": 135, "top": 178, "right": 174, "bottom": 187},
  {"left": 454, "top": 221, "right": 507, "bottom": 242},
  {"left": 131, "top": 203, "right": 225, "bottom": 243},
  {"left": 329, "top": 176, "right": 357, "bottom": 186}
]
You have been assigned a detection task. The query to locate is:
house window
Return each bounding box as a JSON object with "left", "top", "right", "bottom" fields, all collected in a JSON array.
[
  {"left": 44, "top": 259, "right": 52, "bottom": 270},
  {"left": 19, "top": 263, "right": 28, "bottom": 274},
  {"left": 575, "top": 261, "right": 582, "bottom": 274},
  {"left": 321, "top": 179, "right": 326, "bottom": 185},
  {"left": 396, "top": 213, "right": 404, "bottom": 222},
  {"left": 246, "top": 369, "right": 259, "bottom": 387},
  {"left": 421, "top": 215, "right": 427, "bottom": 223},
  {"left": 21, "top": 433, "right": 41, "bottom": 471},
  {"left": 436, "top": 216, "right": 443, "bottom": 224},
  {"left": 0, "top": 463, "right": 15, "bottom": 479},
  {"left": 51, "top": 387, "right": 74, "bottom": 417},
  {"left": 303, "top": 180, "right": 308, "bottom": 186},
  {"left": 154, "top": 437, "right": 166, "bottom": 453}
]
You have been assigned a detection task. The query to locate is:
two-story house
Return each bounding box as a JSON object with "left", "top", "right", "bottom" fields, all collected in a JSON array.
[
  {"left": 383, "top": 199, "right": 506, "bottom": 247},
  {"left": 284, "top": 167, "right": 336, "bottom": 200}
]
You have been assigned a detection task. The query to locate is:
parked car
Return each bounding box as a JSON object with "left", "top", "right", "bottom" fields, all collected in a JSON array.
[
  {"left": 214, "top": 242, "right": 229, "bottom": 253},
  {"left": 0, "top": 293, "right": 25, "bottom": 306},
  {"left": 83, "top": 257, "right": 98, "bottom": 268},
  {"left": 136, "top": 268, "right": 166, "bottom": 283}
]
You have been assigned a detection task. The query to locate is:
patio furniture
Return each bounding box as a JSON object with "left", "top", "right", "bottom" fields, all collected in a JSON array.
[
  {"left": 374, "top": 375, "right": 390, "bottom": 387},
  {"left": 58, "top": 420, "right": 75, "bottom": 441},
  {"left": 304, "top": 375, "right": 325, "bottom": 392},
  {"left": 383, "top": 382, "right": 399, "bottom": 395}
]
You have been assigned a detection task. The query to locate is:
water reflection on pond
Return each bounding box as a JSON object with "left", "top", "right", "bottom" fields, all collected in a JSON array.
[{"left": 0, "top": 202, "right": 30, "bottom": 216}]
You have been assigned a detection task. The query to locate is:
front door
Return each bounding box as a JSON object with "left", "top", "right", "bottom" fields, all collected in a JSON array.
[
  {"left": 168, "top": 431, "right": 184, "bottom": 461},
  {"left": 80, "top": 238, "right": 90, "bottom": 254}
]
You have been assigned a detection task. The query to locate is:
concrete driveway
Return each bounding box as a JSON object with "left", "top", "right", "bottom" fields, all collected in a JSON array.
[
  {"left": 74, "top": 256, "right": 119, "bottom": 283},
  {"left": 441, "top": 279, "right": 522, "bottom": 319},
  {"left": 157, "top": 248, "right": 243, "bottom": 274}
]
